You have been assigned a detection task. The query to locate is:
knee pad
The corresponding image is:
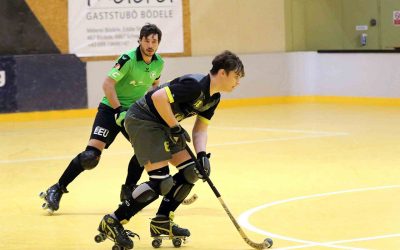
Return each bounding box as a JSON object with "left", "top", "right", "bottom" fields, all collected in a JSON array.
[
  {"left": 178, "top": 161, "right": 199, "bottom": 184},
  {"left": 132, "top": 166, "right": 174, "bottom": 203},
  {"left": 79, "top": 146, "right": 101, "bottom": 170},
  {"left": 132, "top": 183, "right": 158, "bottom": 203},
  {"left": 148, "top": 166, "right": 174, "bottom": 195}
]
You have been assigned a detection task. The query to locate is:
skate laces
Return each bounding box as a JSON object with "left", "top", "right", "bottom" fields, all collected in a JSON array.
[
  {"left": 168, "top": 211, "right": 180, "bottom": 228},
  {"left": 115, "top": 223, "right": 129, "bottom": 239},
  {"left": 125, "top": 230, "right": 140, "bottom": 240}
]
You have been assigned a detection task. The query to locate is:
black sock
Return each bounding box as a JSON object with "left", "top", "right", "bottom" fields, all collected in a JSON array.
[
  {"left": 156, "top": 169, "right": 193, "bottom": 217},
  {"left": 124, "top": 155, "right": 144, "bottom": 186},
  {"left": 114, "top": 196, "right": 158, "bottom": 221},
  {"left": 58, "top": 146, "right": 101, "bottom": 188},
  {"left": 58, "top": 155, "right": 84, "bottom": 188}
]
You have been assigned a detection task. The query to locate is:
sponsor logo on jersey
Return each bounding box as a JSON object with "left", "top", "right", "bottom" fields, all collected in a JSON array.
[
  {"left": 94, "top": 126, "right": 109, "bottom": 137},
  {"left": 150, "top": 71, "right": 157, "bottom": 79},
  {"left": 174, "top": 113, "right": 184, "bottom": 121},
  {"left": 114, "top": 63, "right": 121, "bottom": 70},
  {"left": 129, "top": 80, "right": 145, "bottom": 86},
  {"left": 112, "top": 71, "right": 121, "bottom": 78}
]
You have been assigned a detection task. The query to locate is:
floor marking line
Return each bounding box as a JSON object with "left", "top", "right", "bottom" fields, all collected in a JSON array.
[
  {"left": 1, "top": 128, "right": 348, "bottom": 164},
  {"left": 211, "top": 126, "right": 349, "bottom": 135},
  {"left": 238, "top": 185, "right": 400, "bottom": 250}
]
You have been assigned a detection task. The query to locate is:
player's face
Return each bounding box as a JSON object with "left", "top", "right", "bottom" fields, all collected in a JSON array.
[
  {"left": 220, "top": 70, "right": 241, "bottom": 92},
  {"left": 139, "top": 34, "right": 159, "bottom": 58}
]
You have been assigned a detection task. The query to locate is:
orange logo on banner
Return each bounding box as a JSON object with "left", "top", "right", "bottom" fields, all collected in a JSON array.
[{"left": 394, "top": 11, "right": 400, "bottom": 25}]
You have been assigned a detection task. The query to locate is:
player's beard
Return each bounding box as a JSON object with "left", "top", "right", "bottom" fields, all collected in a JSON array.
[{"left": 141, "top": 47, "right": 155, "bottom": 58}]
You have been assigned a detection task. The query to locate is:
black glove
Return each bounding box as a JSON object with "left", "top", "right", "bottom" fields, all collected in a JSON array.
[
  {"left": 114, "top": 106, "right": 127, "bottom": 127},
  {"left": 195, "top": 151, "right": 211, "bottom": 179},
  {"left": 170, "top": 124, "right": 191, "bottom": 148}
]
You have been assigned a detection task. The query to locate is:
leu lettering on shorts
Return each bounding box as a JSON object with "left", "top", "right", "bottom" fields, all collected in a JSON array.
[{"left": 94, "top": 126, "right": 109, "bottom": 137}]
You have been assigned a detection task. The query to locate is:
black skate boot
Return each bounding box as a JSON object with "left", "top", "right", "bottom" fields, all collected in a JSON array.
[
  {"left": 120, "top": 184, "right": 138, "bottom": 202},
  {"left": 94, "top": 214, "right": 137, "bottom": 249},
  {"left": 39, "top": 183, "right": 68, "bottom": 214},
  {"left": 150, "top": 212, "right": 190, "bottom": 248}
]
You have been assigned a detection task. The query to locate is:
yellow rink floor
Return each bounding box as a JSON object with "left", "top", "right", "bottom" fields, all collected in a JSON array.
[{"left": 1, "top": 103, "right": 400, "bottom": 250}]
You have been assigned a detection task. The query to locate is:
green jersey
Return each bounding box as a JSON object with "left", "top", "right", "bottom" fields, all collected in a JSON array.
[{"left": 101, "top": 47, "right": 164, "bottom": 109}]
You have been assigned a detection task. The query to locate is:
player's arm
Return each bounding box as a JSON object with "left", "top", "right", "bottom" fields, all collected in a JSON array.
[
  {"left": 151, "top": 87, "right": 178, "bottom": 127},
  {"left": 151, "top": 87, "right": 191, "bottom": 147},
  {"left": 193, "top": 116, "right": 211, "bottom": 178},
  {"left": 192, "top": 116, "right": 209, "bottom": 153},
  {"left": 102, "top": 76, "right": 121, "bottom": 109},
  {"left": 152, "top": 78, "right": 161, "bottom": 88}
]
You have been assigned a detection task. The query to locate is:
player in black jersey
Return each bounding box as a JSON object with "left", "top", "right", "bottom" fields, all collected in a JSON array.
[{"left": 95, "top": 50, "right": 244, "bottom": 249}]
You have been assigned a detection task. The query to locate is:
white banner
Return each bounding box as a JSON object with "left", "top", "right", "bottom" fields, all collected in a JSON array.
[{"left": 68, "top": 0, "right": 183, "bottom": 57}]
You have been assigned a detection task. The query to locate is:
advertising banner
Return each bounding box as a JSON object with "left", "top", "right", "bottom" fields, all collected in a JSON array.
[{"left": 69, "top": 0, "right": 183, "bottom": 57}]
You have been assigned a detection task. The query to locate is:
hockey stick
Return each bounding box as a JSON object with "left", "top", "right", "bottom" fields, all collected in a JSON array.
[
  {"left": 185, "top": 145, "right": 273, "bottom": 249},
  {"left": 182, "top": 193, "right": 198, "bottom": 205}
]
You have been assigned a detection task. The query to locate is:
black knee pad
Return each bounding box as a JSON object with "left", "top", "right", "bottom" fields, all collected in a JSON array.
[
  {"left": 79, "top": 146, "right": 101, "bottom": 170},
  {"left": 132, "top": 166, "right": 173, "bottom": 203},
  {"left": 132, "top": 183, "right": 159, "bottom": 203},
  {"left": 178, "top": 160, "right": 199, "bottom": 184}
]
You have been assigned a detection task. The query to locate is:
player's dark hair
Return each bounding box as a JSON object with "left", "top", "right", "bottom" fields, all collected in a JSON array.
[
  {"left": 139, "top": 23, "right": 162, "bottom": 42},
  {"left": 210, "top": 50, "right": 245, "bottom": 77}
]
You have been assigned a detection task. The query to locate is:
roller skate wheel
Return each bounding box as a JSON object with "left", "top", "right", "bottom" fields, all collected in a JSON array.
[
  {"left": 39, "top": 191, "right": 47, "bottom": 199},
  {"left": 42, "top": 202, "right": 48, "bottom": 209},
  {"left": 264, "top": 238, "right": 273, "bottom": 248},
  {"left": 46, "top": 208, "right": 54, "bottom": 215},
  {"left": 172, "top": 238, "right": 182, "bottom": 248},
  {"left": 152, "top": 239, "right": 162, "bottom": 248},
  {"left": 112, "top": 245, "right": 121, "bottom": 250},
  {"left": 94, "top": 233, "right": 106, "bottom": 243}
]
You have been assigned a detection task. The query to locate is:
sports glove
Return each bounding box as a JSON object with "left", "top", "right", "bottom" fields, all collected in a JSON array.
[
  {"left": 114, "top": 106, "right": 127, "bottom": 127},
  {"left": 169, "top": 124, "right": 191, "bottom": 148},
  {"left": 195, "top": 151, "right": 211, "bottom": 179}
]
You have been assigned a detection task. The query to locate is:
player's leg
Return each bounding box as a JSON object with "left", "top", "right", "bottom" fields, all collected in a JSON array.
[
  {"left": 151, "top": 150, "right": 193, "bottom": 237},
  {"left": 120, "top": 154, "right": 144, "bottom": 202},
  {"left": 42, "top": 143, "right": 103, "bottom": 211},
  {"left": 97, "top": 214, "right": 134, "bottom": 249},
  {"left": 41, "top": 104, "right": 119, "bottom": 212},
  {"left": 97, "top": 160, "right": 171, "bottom": 249},
  {"left": 119, "top": 116, "right": 146, "bottom": 201}
]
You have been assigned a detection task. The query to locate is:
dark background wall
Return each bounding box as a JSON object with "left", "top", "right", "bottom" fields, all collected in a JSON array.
[
  {"left": 0, "top": 0, "right": 59, "bottom": 55},
  {"left": 0, "top": 55, "right": 87, "bottom": 113},
  {"left": 0, "top": 1, "right": 86, "bottom": 113}
]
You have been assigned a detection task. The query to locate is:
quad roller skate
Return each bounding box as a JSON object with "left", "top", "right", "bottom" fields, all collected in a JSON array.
[
  {"left": 94, "top": 214, "right": 139, "bottom": 250},
  {"left": 150, "top": 212, "right": 190, "bottom": 248},
  {"left": 39, "top": 183, "right": 68, "bottom": 214}
]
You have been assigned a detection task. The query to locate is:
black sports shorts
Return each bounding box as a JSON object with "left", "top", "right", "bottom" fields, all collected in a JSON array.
[{"left": 90, "top": 103, "right": 129, "bottom": 148}]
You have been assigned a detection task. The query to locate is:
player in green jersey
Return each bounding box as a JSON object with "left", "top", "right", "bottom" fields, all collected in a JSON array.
[{"left": 40, "top": 24, "right": 164, "bottom": 214}]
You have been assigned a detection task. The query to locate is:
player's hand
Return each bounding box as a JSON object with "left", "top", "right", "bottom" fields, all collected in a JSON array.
[
  {"left": 170, "top": 124, "right": 191, "bottom": 148},
  {"left": 114, "top": 106, "right": 127, "bottom": 127},
  {"left": 195, "top": 151, "right": 211, "bottom": 179}
]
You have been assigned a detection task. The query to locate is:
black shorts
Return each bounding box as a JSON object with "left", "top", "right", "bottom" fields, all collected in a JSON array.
[
  {"left": 90, "top": 103, "right": 129, "bottom": 148},
  {"left": 125, "top": 103, "right": 184, "bottom": 166}
]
